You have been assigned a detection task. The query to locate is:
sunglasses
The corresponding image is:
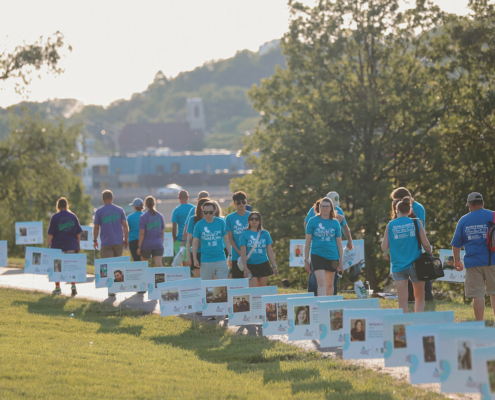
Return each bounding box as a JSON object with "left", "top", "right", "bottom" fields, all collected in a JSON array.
[
  {"left": 203, "top": 211, "right": 215, "bottom": 215},
  {"left": 249, "top": 218, "right": 260, "bottom": 221},
  {"left": 235, "top": 200, "right": 247, "bottom": 205}
]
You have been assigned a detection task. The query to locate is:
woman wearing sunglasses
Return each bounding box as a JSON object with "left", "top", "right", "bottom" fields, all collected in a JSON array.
[
  {"left": 186, "top": 197, "right": 210, "bottom": 277},
  {"left": 240, "top": 211, "right": 278, "bottom": 287},
  {"left": 304, "top": 197, "right": 343, "bottom": 296}
]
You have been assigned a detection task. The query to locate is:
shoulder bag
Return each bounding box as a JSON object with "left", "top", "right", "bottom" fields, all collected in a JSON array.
[
  {"left": 237, "top": 230, "right": 262, "bottom": 272},
  {"left": 412, "top": 219, "right": 444, "bottom": 280}
]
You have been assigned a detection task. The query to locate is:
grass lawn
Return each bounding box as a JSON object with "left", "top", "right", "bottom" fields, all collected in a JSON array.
[{"left": 0, "top": 288, "right": 448, "bottom": 400}]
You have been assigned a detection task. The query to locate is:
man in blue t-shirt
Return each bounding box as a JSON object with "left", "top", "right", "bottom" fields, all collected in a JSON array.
[
  {"left": 451, "top": 192, "right": 495, "bottom": 322},
  {"left": 171, "top": 190, "right": 195, "bottom": 261},
  {"left": 226, "top": 191, "right": 250, "bottom": 279}
]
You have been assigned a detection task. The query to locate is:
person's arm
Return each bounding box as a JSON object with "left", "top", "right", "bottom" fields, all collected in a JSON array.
[
  {"left": 137, "top": 229, "right": 145, "bottom": 256},
  {"left": 241, "top": 245, "right": 249, "bottom": 278},
  {"left": 336, "top": 214, "right": 344, "bottom": 223},
  {"left": 304, "top": 233, "right": 312, "bottom": 274},
  {"left": 381, "top": 224, "right": 390, "bottom": 253},
  {"left": 172, "top": 223, "right": 177, "bottom": 243},
  {"left": 343, "top": 225, "right": 353, "bottom": 249},
  {"left": 223, "top": 234, "right": 231, "bottom": 257},
  {"left": 192, "top": 238, "right": 200, "bottom": 268},
  {"left": 184, "top": 233, "right": 193, "bottom": 266},
  {"left": 181, "top": 225, "right": 188, "bottom": 246},
  {"left": 93, "top": 224, "right": 100, "bottom": 250},
  {"left": 122, "top": 219, "right": 129, "bottom": 249},
  {"left": 76, "top": 233, "right": 81, "bottom": 252},
  {"left": 267, "top": 244, "right": 278, "bottom": 277},
  {"left": 46, "top": 234, "right": 53, "bottom": 248},
  {"left": 227, "top": 231, "right": 241, "bottom": 255},
  {"left": 336, "top": 236, "right": 344, "bottom": 274},
  {"left": 162, "top": 229, "right": 165, "bottom": 244},
  {"left": 419, "top": 223, "right": 432, "bottom": 254},
  {"left": 303, "top": 221, "right": 307, "bottom": 230},
  {"left": 452, "top": 246, "right": 463, "bottom": 270}
]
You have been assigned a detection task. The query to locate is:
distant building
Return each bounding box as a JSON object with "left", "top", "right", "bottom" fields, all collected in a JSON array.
[{"left": 82, "top": 156, "right": 110, "bottom": 190}]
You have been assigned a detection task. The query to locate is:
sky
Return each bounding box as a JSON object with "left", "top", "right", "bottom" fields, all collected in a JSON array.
[{"left": 0, "top": 0, "right": 470, "bottom": 108}]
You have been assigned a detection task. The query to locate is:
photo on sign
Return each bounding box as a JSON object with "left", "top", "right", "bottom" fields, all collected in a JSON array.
[
  {"left": 443, "top": 255, "right": 455, "bottom": 270},
  {"left": 81, "top": 231, "right": 89, "bottom": 241},
  {"left": 330, "top": 309, "right": 344, "bottom": 331},
  {"left": 233, "top": 295, "right": 250, "bottom": 313},
  {"left": 422, "top": 336, "right": 437, "bottom": 363},
  {"left": 393, "top": 323, "right": 410, "bottom": 349},
  {"left": 487, "top": 360, "right": 495, "bottom": 394},
  {"left": 277, "top": 302, "right": 288, "bottom": 321},
  {"left": 266, "top": 303, "right": 277, "bottom": 321},
  {"left": 32, "top": 252, "right": 41, "bottom": 265},
  {"left": 294, "top": 244, "right": 303, "bottom": 258},
  {"left": 53, "top": 259, "right": 62, "bottom": 273},
  {"left": 457, "top": 340, "right": 472, "bottom": 371},
  {"left": 113, "top": 269, "right": 124, "bottom": 283},
  {"left": 205, "top": 286, "right": 228, "bottom": 304},
  {"left": 100, "top": 264, "right": 107, "bottom": 278},
  {"left": 19, "top": 227, "right": 27, "bottom": 237},
  {"left": 294, "top": 305, "right": 310, "bottom": 326},
  {"left": 350, "top": 319, "right": 366, "bottom": 342},
  {"left": 161, "top": 287, "right": 179, "bottom": 303},
  {"left": 155, "top": 273, "right": 165, "bottom": 288}
]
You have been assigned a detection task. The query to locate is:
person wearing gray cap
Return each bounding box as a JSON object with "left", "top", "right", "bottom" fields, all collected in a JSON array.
[
  {"left": 127, "top": 198, "right": 144, "bottom": 261},
  {"left": 451, "top": 192, "right": 495, "bottom": 322}
]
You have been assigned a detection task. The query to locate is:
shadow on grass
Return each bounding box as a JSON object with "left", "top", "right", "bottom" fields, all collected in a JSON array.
[{"left": 12, "top": 293, "right": 144, "bottom": 336}]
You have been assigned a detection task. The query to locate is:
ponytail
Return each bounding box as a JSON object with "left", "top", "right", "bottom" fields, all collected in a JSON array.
[{"left": 145, "top": 196, "right": 157, "bottom": 216}]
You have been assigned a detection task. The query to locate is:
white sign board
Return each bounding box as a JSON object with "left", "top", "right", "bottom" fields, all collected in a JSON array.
[
  {"left": 473, "top": 345, "right": 495, "bottom": 400},
  {"left": 289, "top": 240, "right": 306, "bottom": 267},
  {"left": 94, "top": 256, "right": 130, "bottom": 288},
  {"left": 49, "top": 253, "right": 87, "bottom": 283},
  {"left": 107, "top": 261, "right": 148, "bottom": 294},
  {"left": 0, "top": 241, "right": 7, "bottom": 267},
  {"left": 200, "top": 279, "right": 249, "bottom": 316},
  {"left": 24, "top": 247, "right": 62, "bottom": 274},
  {"left": 16, "top": 221, "right": 43, "bottom": 244},
  {"left": 228, "top": 286, "right": 278, "bottom": 326},
  {"left": 436, "top": 249, "right": 466, "bottom": 283},
  {"left": 163, "top": 232, "right": 174, "bottom": 257},
  {"left": 158, "top": 278, "right": 202, "bottom": 316},
  {"left": 147, "top": 267, "right": 190, "bottom": 300},
  {"left": 80, "top": 226, "right": 100, "bottom": 250}
]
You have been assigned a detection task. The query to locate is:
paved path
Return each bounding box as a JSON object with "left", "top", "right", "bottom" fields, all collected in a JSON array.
[{"left": 0, "top": 267, "right": 479, "bottom": 400}]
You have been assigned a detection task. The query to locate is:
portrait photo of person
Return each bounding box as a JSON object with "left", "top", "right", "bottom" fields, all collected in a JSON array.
[
  {"left": 330, "top": 309, "right": 343, "bottom": 331},
  {"left": 80, "top": 230, "right": 89, "bottom": 241},
  {"left": 19, "top": 227, "right": 27, "bottom": 237},
  {"left": 155, "top": 273, "right": 165, "bottom": 288},
  {"left": 266, "top": 303, "right": 277, "bottom": 321},
  {"left": 487, "top": 360, "right": 495, "bottom": 394},
  {"left": 443, "top": 255, "right": 455, "bottom": 270},
  {"left": 393, "top": 324, "right": 409, "bottom": 349},
  {"left": 114, "top": 269, "right": 124, "bottom": 283},
  {"left": 53, "top": 259, "right": 62, "bottom": 273},
  {"left": 457, "top": 340, "right": 472, "bottom": 371},
  {"left": 277, "top": 302, "right": 288, "bottom": 321},
  {"left": 100, "top": 264, "right": 107, "bottom": 278},
  {"left": 161, "top": 288, "right": 179, "bottom": 302},
  {"left": 32, "top": 252, "right": 41, "bottom": 265},
  {"left": 294, "top": 306, "right": 310, "bottom": 326},
  {"left": 350, "top": 319, "right": 366, "bottom": 342},
  {"left": 423, "top": 336, "right": 437, "bottom": 363}
]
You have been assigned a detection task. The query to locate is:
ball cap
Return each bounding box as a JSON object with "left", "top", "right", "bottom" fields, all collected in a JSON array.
[
  {"left": 129, "top": 198, "right": 144, "bottom": 207},
  {"left": 326, "top": 191, "right": 340, "bottom": 207},
  {"left": 466, "top": 192, "right": 483, "bottom": 206}
]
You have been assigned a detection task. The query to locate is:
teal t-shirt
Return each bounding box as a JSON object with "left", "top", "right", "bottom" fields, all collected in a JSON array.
[
  {"left": 240, "top": 229, "right": 273, "bottom": 265},
  {"left": 225, "top": 211, "right": 251, "bottom": 261},
  {"left": 187, "top": 215, "right": 200, "bottom": 253},
  {"left": 306, "top": 216, "right": 342, "bottom": 260},
  {"left": 412, "top": 201, "right": 425, "bottom": 228},
  {"left": 388, "top": 217, "right": 422, "bottom": 272},
  {"left": 193, "top": 217, "right": 227, "bottom": 262},
  {"left": 126, "top": 211, "right": 143, "bottom": 242},
  {"left": 172, "top": 203, "right": 195, "bottom": 242}
]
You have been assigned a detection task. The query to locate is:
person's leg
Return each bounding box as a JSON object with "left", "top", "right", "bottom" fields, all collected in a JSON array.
[
  {"left": 231, "top": 261, "right": 244, "bottom": 279},
  {"left": 473, "top": 297, "right": 485, "bottom": 321},
  {"left": 333, "top": 273, "right": 339, "bottom": 295},
  {"left": 424, "top": 280, "right": 434, "bottom": 301},
  {"left": 395, "top": 279, "right": 409, "bottom": 313},
  {"left": 153, "top": 255, "right": 164, "bottom": 268},
  {"left": 53, "top": 282, "right": 61, "bottom": 294},
  {"left": 465, "top": 266, "right": 486, "bottom": 321},
  {"left": 215, "top": 262, "right": 229, "bottom": 280},
  {"left": 100, "top": 246, "right": 112, "bottom": 259},
  {"left": 258, "top": 277, "right": 268, "bottom": 287},
  {"left": 249, "top": 276, "right": 259, "bottom": 287},
  {"left": 114, "top": 244, "right": 124, "bottom": 257},
  {"left": 412, "top": 281, "right": 425, "bottom": 312},
  {"left": 200, "top": 262, "right": 216, "bottom": 280},
  {"left": 314, "top": 270, "right": 327, "bottom": 297},
  {"left": 308, "top": 263, "right": 318, "bottom": 296},
  {"left": 129, "top": 240, "right": 141, "bottom": 261},
  {"left": 174, "top": 240, "right": 181, "bottom": 255},
  {"left": 325, "top": 270, "right": 335, "bottom": 296},
  {"left": 407, "top": 279, "right": 415, "bottom": 302}
]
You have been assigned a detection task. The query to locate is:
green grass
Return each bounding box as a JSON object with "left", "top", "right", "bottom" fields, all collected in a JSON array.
[{"left": 0, "top": 288, "right": 447, "bottom": 400}]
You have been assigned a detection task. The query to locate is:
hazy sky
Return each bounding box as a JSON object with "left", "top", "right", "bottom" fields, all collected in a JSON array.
[{"left": 0, "top": 0, "right": 469, "bottom": 108}]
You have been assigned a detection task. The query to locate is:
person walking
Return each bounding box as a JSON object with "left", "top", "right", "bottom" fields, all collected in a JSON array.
[
  {"left": 182, "top": 190, "right": 209, "bottom": 242},
  {"left": 137, "top": 196, "right": 165, "bottom": 268},
  {"left": 47, "top": 197, "right": 83, "bottom": 296},
  {"left": 226, "top": 191, "right": 251, "bottom": 279},
  {"left": 185, "top": 198, "right": 210, "bottom": 277},
  {"left": 93, "top": 190, "right": 129, "bottom": 258},
  {"left": 171, "top": 190, "right": 195, "bottom": 263},
  {"left": 451, "top": 192, "right": 495, "bottom": 322},
  {"left": 240, "top": 211, "right": 278, "bottom": 287},
  {"left": 192, "top": 201, "right": 231, "bottom": 280},
  {"left": 127, "top": 198, "right": 144, "bottom": 261},
  {"left": 304, "top": 197, "right": 344, "bottom": 296},
  {"left": 381, "top": 197, "right": 432, "bottom": 313}
]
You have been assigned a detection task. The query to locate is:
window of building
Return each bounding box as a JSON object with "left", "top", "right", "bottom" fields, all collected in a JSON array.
[
  {"left": 171, "top": 163, "right": 181, "bottom": 174},
  {"left": 156, "top": 165, "right": 165, "bottom": 175},
  {"left": 99, "top": 182, "right": 108, "bottom": 189},
  {"left": 194, "top": 106, "right": 199, "bottom": 118},
  {"left": 99, "top": 165, "right": 108, "bottom": 175},
  {"left": 116, "top": 167, "right": 121, "bottom": 175}
]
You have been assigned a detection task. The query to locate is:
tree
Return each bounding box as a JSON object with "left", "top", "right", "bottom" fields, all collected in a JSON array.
[{"left": 232, "top": 0, "right": 456, "bottom": 288}]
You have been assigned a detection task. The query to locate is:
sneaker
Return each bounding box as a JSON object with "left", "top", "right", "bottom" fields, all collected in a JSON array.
[
  {"left": 52, "top": 287, "right": 61, "bottom": 295},
  {"left": 71, "top": 286, "right": 77, "bottom": 296}
]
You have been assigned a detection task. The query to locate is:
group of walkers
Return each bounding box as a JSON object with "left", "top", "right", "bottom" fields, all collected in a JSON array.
[{"left": 45, "top": 185, "right": 495, "bottom": 324}]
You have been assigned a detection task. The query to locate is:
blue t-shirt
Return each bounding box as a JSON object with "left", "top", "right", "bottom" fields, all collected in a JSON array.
[
  {"left": 225, "top": 211, "right": 251, "bottom": 261},
  {"left": 172, "top": 203, "right": 195, "bottom": 242},
  {"left": 306, "top": 216, "right": 342, "bottom": 260},
  {"left": 388, "top": 217, "right": 422, "bottom": 272},
  {"left": 305, "top": 206, "right": 347, "bottom": 227},
  {"left": 193, "top": 217, "right": 227, "bottom": 263},
  {"left": 47, "top": 210, "right": 83, "bottom": 252},
  {"left": 94, "top": 204, "right": 127, "bottom": 247},
  {"left": 451, "top": 209, "right": 494, "bottom": 268},
  {"left": 187, "top": 215, "right": 201, "bottom": 253},
  {"left": 240, "top": 230, "right": 273, "bottom": 265},
  {"left": 127, "top": 211, "right": 143, "bottom": 242},
  {"left": 139, "top": 211, "right": 165, "bottom": 251},
  {"left": 412, "top": 201, "right": 426, "bottom": 228}
]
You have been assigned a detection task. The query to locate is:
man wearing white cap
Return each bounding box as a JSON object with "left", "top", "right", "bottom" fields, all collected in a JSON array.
[{"left": 452, "top": 192, "right": 495, "bottom": 322}]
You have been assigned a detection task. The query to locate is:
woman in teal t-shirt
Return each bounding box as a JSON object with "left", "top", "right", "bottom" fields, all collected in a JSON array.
[
  {"left": 304, "top": 197, "right": 343, "bottom": 296},
  {"left": 381, "top": 197, "right": 432, "bottom": 313},
  {"left": 240, "top": 212, "right": 278, "bottom": 287},
  {"left": 185, "top": 197, "right": 210, "bottom": 278}
]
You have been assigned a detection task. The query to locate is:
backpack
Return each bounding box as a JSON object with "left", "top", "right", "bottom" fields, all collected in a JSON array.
[
  {"left": 412, "top": 219, "right": 444, "bottom": 281},
  {"left": 487, "top": 212, "right": 495, "bottom": 266}
]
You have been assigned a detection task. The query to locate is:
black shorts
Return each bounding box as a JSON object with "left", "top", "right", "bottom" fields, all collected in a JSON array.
[
  {"left": 190, "top": 251, "right": 201, "bottom": 270},
  {"left": 141, "top": 248, "right": 164, "bottom": 259},
  {"left": 311, "top": 254, "right": 338, "bottom": 272},
  {"left": 231, "top": 260, "right": 244, "bottom": 279},
  {"left": 247, "top": 261, "right": 273, "bottom": 278}
]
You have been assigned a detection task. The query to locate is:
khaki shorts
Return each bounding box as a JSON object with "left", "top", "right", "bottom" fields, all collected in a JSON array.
[
  {"left": 100, "top": 244, "right": 124, "bottom": 259},
  {"left": 465, "top": 265, "right": 495, "bottom": 298}
]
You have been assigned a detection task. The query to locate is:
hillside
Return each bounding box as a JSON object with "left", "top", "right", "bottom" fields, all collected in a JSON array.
[{"left": 0, "top": 41, "right": 285, "bottom": 152}]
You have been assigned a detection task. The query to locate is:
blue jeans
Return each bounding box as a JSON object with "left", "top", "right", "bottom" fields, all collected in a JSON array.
[{"left": 308, "top": 264, "right": 338, "bottom": 296}]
